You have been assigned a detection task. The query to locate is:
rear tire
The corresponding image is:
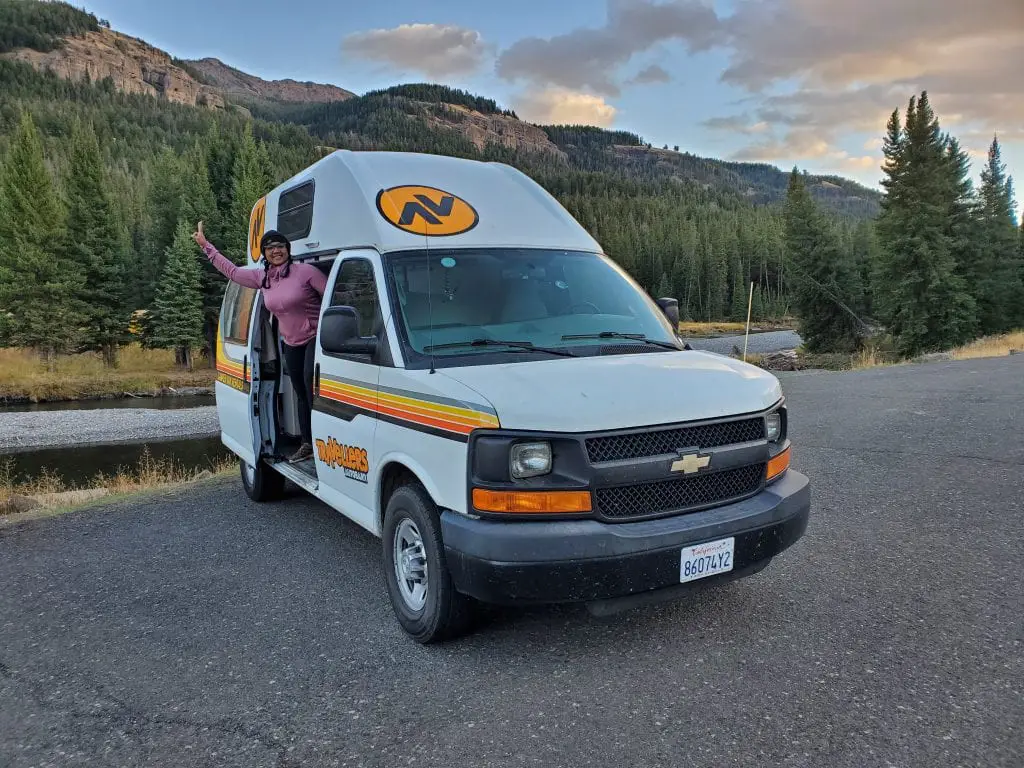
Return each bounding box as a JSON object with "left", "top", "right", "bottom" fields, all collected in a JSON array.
[
  {"left": 240, "top": 457, "right": 285, "bottom": 502},
  {"left": 382, "top": 484, "right": 475, "bottom": 644}
]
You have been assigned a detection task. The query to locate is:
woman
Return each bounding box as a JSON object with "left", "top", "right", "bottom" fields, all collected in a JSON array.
[{"left": 193, "top": 221, "right": 327, "bottom": 464}]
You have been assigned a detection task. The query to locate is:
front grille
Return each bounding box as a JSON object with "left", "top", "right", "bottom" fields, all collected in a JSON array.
[
  {"left": 595, "top": 464, "right": 766, "bottom": 521},
  {"left": 585, "top": 417, "right": 766, "bottom": 463}
]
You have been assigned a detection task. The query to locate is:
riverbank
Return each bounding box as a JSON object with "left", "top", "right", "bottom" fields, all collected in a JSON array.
[
  {"left": 0, "top": 345, "right": 216, "bottom": 404},
  {"left": 1, "top": 452, "right": 237, "bottom": 523},
  {"left": 0, "top": 405, "right": 220, "bottom": 453}
]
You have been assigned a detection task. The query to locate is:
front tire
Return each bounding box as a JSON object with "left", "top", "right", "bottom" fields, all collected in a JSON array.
[
  {"left": 240, "top": 457, "right": 285, "bottom": 502},
  {"left": 382, "top": 484, "right": 475, "bottom": 643}
]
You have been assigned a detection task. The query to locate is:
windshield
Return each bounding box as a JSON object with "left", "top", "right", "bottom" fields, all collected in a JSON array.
[{"left": 383, "top": 248, "right": 680, "bottom": 364}]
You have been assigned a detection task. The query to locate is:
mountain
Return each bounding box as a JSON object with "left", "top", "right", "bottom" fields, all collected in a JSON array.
[
  {"left": 180, "top": 57, "right": 355, "bottom": 105},
  {"left": 0, "top": 0, "right": 889, "bottom": 333},
  {"left": 0, "top": 0, "right": 880, "bottom": 218},
  {"left": 1, "top": 25, "right": 227, "bottom": 110}
]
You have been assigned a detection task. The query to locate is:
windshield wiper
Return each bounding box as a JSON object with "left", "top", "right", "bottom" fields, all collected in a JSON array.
[
  {"left": 560, "top": 331, "right": 681, "bottom": 350},
  {"left": 423, "top": 339, "right": 576, "bottom": 357}
]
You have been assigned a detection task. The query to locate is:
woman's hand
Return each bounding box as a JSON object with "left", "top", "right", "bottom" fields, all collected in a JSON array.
[{"left": 192, "top": 221, "right": 210, "bottom": 250}]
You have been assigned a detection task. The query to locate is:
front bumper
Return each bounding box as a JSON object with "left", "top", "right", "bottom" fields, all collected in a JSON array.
[{"left": 442, "top": 469, "right": 810, "bottom": 610}]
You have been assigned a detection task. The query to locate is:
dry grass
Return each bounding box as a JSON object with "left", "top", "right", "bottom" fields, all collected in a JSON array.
[
  {"left": 950, "top": 330, "right": 1024, "bottom": 361},
  {"left": 851, "top": 347, "right": 888, "bottom": 370},
  {"left": 0, "top": 446, "right": 236, "bottom": 512},
  {"left": 677, "top": 320, "right": 793, "bottom": 337},
  {"left": 0, "top": 344, "right": 216, "bottom": 402}
]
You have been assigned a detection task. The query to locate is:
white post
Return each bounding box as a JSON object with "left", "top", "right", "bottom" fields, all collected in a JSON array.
[{"left": 743, "top": 282, "right": 754, "bottom": 362}]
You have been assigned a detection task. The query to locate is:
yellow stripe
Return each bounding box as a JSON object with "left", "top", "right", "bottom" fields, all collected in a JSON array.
[{"left": 319, "top": 380, "right": 498, "bottom": 427}]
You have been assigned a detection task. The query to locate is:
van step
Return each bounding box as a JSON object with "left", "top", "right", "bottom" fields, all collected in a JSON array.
[{"left": 270, "top": 461, "right": 319, "bottom": 493}]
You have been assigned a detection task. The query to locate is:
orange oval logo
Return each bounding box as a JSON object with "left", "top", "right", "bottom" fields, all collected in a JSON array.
[
  {"left": 376, "top": 185, "right": 479, "bottom": 237},
  {"left": 248, "top": 196, "right": 267, "bottom": 262}
]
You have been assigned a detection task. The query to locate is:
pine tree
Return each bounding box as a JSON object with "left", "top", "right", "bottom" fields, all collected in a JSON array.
[
  {"left": 784, "top": 168, "right": 861, "bottom": 352},
  {"left": 180, "top": 140, "right": 224, "bottom": 366},
  {"left": 0, "top": 111, "right": 79, "bottom": 365},
  {"left": 751, "top": 285, "right": 765, "bottom": 322},
  {"left": 975, "top": 135, "right": 1021, "bottom": 334},
  {"left": 136, "top": 148, "right": 183, "bottom": 309},
  {"left": 64, "top": 119, "right": 129, "bottom": 366},
  {"left": 730, "top": 263, "right": 747, "bottom": 322},
  {"left": 225, "top": 125, "right": 274, "bottom": 265},
  {"left": 151, "top": 219, "right": 205, "bottom": 370},
  {"left": 875, "top": 93, "right": 976, "bottom": 356}
]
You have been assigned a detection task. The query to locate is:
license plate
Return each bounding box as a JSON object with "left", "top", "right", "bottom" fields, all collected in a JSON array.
[{"left": 680, "top": 537, "right": 735, "bottom": 583}]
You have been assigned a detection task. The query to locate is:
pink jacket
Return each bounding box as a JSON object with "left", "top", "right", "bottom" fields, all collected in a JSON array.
[{"left": 203, "top": 242, "right": 327, "bottom": 347}]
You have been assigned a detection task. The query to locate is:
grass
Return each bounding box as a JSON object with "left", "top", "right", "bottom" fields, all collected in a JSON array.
[
  {"left": 0, "top": 445, "right": 236, "bottom": 515},
  {"left": 0, "top": 344, "right": 216, "bottom": 402},
  {"left": 950, "top": 330, "right": 1024, "bottom": 360},
  {"left": 677, "top": 320, "right": 793, "bottom": 337}
]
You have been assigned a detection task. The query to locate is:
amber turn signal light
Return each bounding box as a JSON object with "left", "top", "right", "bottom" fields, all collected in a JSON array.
[
  {"left": 472, "top": 489, "right": 593, "bottom": 514},
  {"left": 767, "top": 446, "right": 791, "bottom": 481}
]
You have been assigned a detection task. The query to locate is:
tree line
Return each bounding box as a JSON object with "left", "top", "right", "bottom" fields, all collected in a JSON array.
[
  {"left": 0, "top": 51, "right": 1019, "bottom": 368},
  {"left": 784, "top": 91, "right": 1022, "bottom": 357}
]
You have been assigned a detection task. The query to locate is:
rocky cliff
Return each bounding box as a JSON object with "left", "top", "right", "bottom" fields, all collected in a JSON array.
[
  {"left": 182, "top": 57, "right": 354, "bottom": 103},
  {"left": 2, "top": 28, "right": 226, "bottom": 109},
  {"left": 428, "top": 104, "right": 565, "bottom": 158},
  {"left": 2, "top": 27, "right": 354, "bottom": 110}
]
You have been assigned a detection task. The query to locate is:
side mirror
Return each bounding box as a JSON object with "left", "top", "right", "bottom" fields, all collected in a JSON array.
[
  {"left": 656, "top": 297, "right": 680, "bottom": 328},
  {"left": 320, "top": 306, "right": 378, "bottom": 356}
]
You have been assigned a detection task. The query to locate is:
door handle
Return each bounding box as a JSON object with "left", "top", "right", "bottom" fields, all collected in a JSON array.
[{"left": 314, "top": 363, "right": 320, "bottom": 397}]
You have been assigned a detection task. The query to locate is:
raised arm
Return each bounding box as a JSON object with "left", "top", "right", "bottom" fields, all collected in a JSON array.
[{"left": 193, "top": 222, "right": 263, "bottom": 290}]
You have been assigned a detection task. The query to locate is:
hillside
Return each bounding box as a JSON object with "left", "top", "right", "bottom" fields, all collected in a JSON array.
[
  {"left": 0, "top": 0, "right": 879, "bottom": 217},
  {"left": 0, "top": 0, "right": 889, "bottom": 348},
  {"left": 181, "top": 57, "right": 355, "bottom": 104}
]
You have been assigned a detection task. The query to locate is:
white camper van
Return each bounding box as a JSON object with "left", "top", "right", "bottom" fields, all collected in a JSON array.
[{"left": 215, "top": 149, "right": 810, "bottom": 643}]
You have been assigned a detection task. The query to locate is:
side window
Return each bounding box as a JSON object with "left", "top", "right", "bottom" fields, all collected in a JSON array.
[
  {"left": 331, "top": 259, "right": 381, "bottom": 337},
  {"left": 276, "top": 180, "right": 314, "bottom": 241},
  {"left": 221, "top": 282, "right": 257, "bottom": 344}
]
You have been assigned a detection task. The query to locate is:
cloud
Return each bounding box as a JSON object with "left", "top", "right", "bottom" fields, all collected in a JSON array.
[
  {"left": 341, "top": 24, "right": 488, "bottom": 79},
  {"left": 496, "top": 0, "right": 719, "bottom": 97},
  {"left": 515, "top": 88, "right": 618, "bottom": 127},
  {"left": 720, "top": 0, "right": 1024, "bottom": 92},
  {"left": 493, "top": 1, "right": 1022, "bottom": 173},
  {"left": 703, "top": 116, "right": 769, "bottom": 135},
  {"left": 629, "top": 64, "right": 672, "bottom": 85}
]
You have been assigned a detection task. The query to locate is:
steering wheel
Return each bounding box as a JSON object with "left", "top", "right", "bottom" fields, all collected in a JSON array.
[{"left": 570, "top": 302, "right": 601, "bottom": 314}]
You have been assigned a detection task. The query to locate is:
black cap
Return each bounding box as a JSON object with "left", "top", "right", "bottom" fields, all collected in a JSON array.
[{"left": 259, "top": 230, "right": 290, "bottom": 251}]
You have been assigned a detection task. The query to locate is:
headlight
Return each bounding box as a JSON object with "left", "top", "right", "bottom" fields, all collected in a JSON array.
[
  {"left": 510, "top": 442, "right": 552, "bottom": 479},
  {"left": 766, "top": 412, "right": 782, "bottom": 442}
]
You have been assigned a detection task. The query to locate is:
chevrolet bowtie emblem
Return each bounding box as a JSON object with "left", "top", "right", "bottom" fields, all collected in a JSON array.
[{"left": 671, "top": 453, "right": 711, "bottom": 475}]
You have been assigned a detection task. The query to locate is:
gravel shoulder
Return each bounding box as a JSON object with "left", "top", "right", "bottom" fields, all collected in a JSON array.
[
  {"left": 0, "top": 406, "right": 220, "bottom": 453},
  {"left": 685, "top": 329, "right": 802, "bottom": 355}
]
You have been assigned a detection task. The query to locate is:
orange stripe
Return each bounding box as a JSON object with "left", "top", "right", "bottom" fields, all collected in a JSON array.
[
  {"left": 318, "top": 383, "right": 488, "bottom": 429},
  {"left": 216, "top": 362, "right": 250, "bottom": 382},
  {"left": 319, "top": 389, "right": 475, "bottom": 435}
]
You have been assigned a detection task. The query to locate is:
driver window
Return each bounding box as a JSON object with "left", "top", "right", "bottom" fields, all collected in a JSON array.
[{"left": 331, "top": 259, "right": 381, "bottom": 337}]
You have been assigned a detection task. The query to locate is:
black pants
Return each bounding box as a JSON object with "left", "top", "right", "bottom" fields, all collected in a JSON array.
[{"left": 282, "top": 339, "right": 316, "bottom": 445}]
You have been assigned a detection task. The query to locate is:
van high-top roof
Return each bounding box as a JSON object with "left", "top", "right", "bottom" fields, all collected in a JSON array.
[{"left": 250, "top": 150, "right": 603, "bottom": 262}]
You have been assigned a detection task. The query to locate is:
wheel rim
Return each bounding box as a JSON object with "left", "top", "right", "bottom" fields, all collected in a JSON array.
[
  {"left": 242, "top": 461, "right": 256, "bottom": 487},
  {"left": 393, "top": 518, "right": 428, "bottom": 612}
]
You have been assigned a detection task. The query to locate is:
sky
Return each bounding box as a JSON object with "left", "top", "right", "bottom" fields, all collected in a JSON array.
[{"left": 81, "top": 0, "right": 1023, "bottom": 217}]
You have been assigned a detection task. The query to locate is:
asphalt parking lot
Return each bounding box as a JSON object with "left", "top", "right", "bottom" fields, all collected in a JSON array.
[{"left": 1, "top": 356, "right": 1021, "bottom": 767}]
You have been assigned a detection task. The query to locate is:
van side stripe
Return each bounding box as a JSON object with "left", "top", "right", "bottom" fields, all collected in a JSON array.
[
  {"left": 319, "top": 373, "right": 498, "bottom": 418},
  {"left": 313, "top": 396, "right": 470, "bottom": 444},
  {"left": 318, "top": 388, "right": 484, "bottom": 435},
  {"left": 316, "top": 376, "right": 499, "bottom": 437},
  {"left": 319, "top": 382, "right": 495, "bottom": 430}
]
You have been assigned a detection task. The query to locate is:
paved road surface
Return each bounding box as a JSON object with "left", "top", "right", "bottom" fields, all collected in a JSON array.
[
  {"left": 686, "top": 329, "right": 802, "bottom": 355},
  {"left": 1, "top": 357, "right": 1021, "bottom": 768}
]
